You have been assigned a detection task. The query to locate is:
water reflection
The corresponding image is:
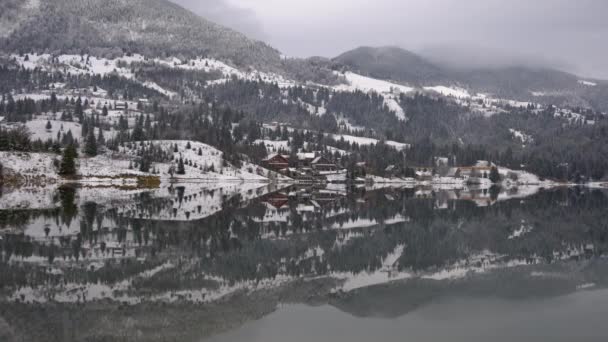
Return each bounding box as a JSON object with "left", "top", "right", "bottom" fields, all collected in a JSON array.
[{"left": 0, "top": 183, "right": 607, "bottom": 341}]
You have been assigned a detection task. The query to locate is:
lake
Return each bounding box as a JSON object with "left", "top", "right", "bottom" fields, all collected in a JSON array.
[{"left": 1, "top": 183, "right": 607, "bottom": 341}]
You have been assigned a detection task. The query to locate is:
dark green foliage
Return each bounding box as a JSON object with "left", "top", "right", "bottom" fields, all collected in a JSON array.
[
  {"left": 0, "top": 126, "right": 31, "bottom": 151},
  {"left": 84, "top": 130, "right": 97, "bottom": 156},
  {"left": 59, "top": 144, "right": 78, "bottom": 176},
  {"left": 177, "top": 158, "right": 185, "bottom": 175}
]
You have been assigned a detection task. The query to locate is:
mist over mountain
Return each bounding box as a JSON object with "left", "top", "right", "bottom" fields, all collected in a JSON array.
[
  {"left": 0, "top": 0, "right": 281, "bottom": 69},
  {"left": 417, "top": 44, "right": 578, "bottom": 74},
  {"left": 332, "top": 45, "right": 608, "bottom": 111},
  {"left": 333, "top": 46, "right": 446, "bottom": 85}
]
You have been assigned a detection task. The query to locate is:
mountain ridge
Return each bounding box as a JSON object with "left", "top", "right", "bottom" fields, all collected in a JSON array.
[
  {"left": 0, "top": 0, "right": 282, "bottom": 70},
  {"left": 332, "top": 45, "right": 608, "bottom": 111}
]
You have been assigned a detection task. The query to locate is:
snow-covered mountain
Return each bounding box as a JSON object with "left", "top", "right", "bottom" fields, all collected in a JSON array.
[
  {"left": 3, "top": 1, "right": 606, "bottom": 111},
  {"left": 0, "top": 0, "right": 281, "bottom": 70},
  {"left": 332, "top": 46, "right": 608, "bottom": 112},
  {"left": 333, "top": 46, "right": 446, "bottom": 85}
]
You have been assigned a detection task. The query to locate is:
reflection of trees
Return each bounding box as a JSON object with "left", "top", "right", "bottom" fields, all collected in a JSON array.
[
  {"left": 58, "top": 185, "right": 78, "bottom": 227},
  {"left": 2, "top": 187, "right": 608, "bottom": 299}
]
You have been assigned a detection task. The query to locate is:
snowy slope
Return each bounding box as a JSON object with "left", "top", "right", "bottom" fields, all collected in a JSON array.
[
  {"left": 328, "top": 133, "right": 410, "bottom": 150},
  {"left": 424, "top": 86, "right": 471, "bottom": 99},
  {"left": 334, "top": 71, "right": 414, "bottom": 94},
  {"left": 118, "top": 140, "right": 289, "bottom": 182},
  {"left": 19, "top": 119, "right": 118, "bottom": 142}
]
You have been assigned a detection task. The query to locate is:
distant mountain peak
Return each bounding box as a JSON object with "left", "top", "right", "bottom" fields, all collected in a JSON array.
[{"left": 333, "top": 46, "right": 446, "bottom": 85}]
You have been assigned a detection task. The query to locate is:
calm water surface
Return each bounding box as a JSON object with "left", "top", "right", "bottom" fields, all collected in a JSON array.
[
  {"left": 0, "top": 183, "right": 607, "bottom": 341},
  {"left": 209, "top": 289, "right": 608, "bottom": 342}
]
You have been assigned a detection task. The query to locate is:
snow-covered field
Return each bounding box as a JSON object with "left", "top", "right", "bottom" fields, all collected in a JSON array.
[
  {"left": 424, "top": 86, "right": 471, "bottom": 99},
  {"left": 333, "top": 71, "right": 411, "bottom": 121},
  {"left": 0, "top": 151, "right": 58, "bottom": 177},
  {"left": 0, "top": 140, "right": 290, "bottom": 184},
  {"left": 578, "top": 80, "right": 597, "bottom": 87},
  {"left": 334, "top": 71, "right": 414, "bottom": 94},
  {"left": 328, "top": 133, "right": 410, "bottom": 150},
  {"left": 12, "top": 53, "right": 297, "bottom": 96},
  {"left": 15, "top": 119, "right": 119, "bottom": 142},
  {"left": 116, "top": 140, "right": 291, "bottom": 182}
]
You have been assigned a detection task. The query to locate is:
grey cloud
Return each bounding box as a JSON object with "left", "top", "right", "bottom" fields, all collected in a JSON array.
[
  {"left": 170, "top": 0, "right": 267, "bottom": 41},
  {"left": 171, "top": 0, "right": 608, "bottom": 79}
]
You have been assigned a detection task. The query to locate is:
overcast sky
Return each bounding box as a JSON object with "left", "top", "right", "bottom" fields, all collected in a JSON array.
[{"left": 171, "top": 0, "right": 608, "bottom": 79}]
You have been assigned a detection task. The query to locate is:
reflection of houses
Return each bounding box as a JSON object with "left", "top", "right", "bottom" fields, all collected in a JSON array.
[
  {"left": 264, "top": 192, "right": 289, "bottom": 209},
  {"left": 262, "top": 153, "right": 290, "bottom": 172},
  {"left": 253, "top": 201, "right": 291, "bottom": 224},
  {"left": 414, "top": 167, "right": 433, "bottom": 181},
  {"left": 446, "top": 167, "right": 461, "bottom": 178}
]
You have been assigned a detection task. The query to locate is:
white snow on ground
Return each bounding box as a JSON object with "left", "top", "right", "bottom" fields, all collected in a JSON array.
[
  {"left": 155, "top": 56, "right": 297, "bottom": 88},
  {"left": 12, "top": 53, "right": 301, "bottom": 98},
  {"left": 509, "top": 128, "right": 534, "bottom": 146},
  {"left": 383, "top": 95, "right": 406, "bottom": 121},
  {"left": 424, "top": 86, "right": 471, "bottom": 99},
  {"left": 333, "top": 72, "right": 411, "bottom": 121},
  {"left": 334, "top": 71, "right": 414, "bottom": 94},
  {"left": 578, "top": 80, "right": 597, "bottom": 86},
  {"left": 497, "top": 167, "right": 550, "bottom": 186},
  {"left": 0, "top": 151, "right": 58, "bottom": 178},
  {"left": 113, "top": 140, "right": 287, "bottom": 182},
  {"left": 15, "top": 119, "right": 118, "bottom": 142},
  {"left": 0, "top": 139, "right": 286, "bottom": 183},
  {"left": 328, "top": 133, "right": 409, "bottom": 150},
  {"left": 142, "top": 81, "right": 177, "bottom": 98}
]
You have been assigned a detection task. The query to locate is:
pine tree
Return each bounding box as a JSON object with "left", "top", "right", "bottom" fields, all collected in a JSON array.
[
  {"left": 85, "top": 130, "right": 97, "bottom": 156},
  {"left": 97, "top": 127, "right": 105, "bottom": 146},
  {"left": 59, "top": 144, "right": 78, "bottom": 176},
  {"left": 81, "top": 118, "right": 89, "bottom": 138},
  {"left": 132, "top": 115, "right": 144, "bottom": 141},
  {"left": 177, "top": 158, "right": 186, "bottom": 175},
  {"left": 75, "top": 98, "right": 83, "bottom": 122},
  {"left": 46, "top": 120, "right": 52, "bottom": 130}
]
